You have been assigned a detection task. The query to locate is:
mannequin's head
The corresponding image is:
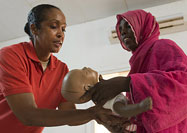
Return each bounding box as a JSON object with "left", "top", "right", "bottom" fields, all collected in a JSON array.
[{"left": 61, "top": 67, "right": 98, "bottom": 103}]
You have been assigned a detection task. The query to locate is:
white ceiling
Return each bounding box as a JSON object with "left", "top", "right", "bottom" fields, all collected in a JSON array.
[{"left": 0, "top": 0, "right": 180, "bottom": 42}]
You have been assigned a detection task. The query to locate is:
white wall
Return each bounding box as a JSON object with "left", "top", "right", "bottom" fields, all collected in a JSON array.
[
  {"left": 1, "top": 14, "right": 187, "bottom": 75},
  {"left": 55, "top": 15, "right": 131, "bottom": 74},
  {"left": 1, "top": 3, "right": 187, "bottom": 132},
  {"left": 0, "top": 36, "right": 30, "bottom": 48}
]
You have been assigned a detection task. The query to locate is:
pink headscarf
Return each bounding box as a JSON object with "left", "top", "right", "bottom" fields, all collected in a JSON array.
[
  {"left": 116, "top": 10, "right": 187, "bottom": 132},
  {"left": 116, "top": 9, "right": 160, "bottom": 51}
]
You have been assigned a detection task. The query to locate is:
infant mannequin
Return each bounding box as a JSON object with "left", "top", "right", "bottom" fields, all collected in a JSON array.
[
  {"left": 62, "top": 67, "right": 99, "bottom": 104},
  {"left": 61, "top": 67, "right": 152, "bottom": 118}
]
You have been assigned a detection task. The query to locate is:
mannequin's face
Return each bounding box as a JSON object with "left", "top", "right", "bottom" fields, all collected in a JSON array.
[{"left": 80, "top": 67, "right": 98, "bottom": 86}]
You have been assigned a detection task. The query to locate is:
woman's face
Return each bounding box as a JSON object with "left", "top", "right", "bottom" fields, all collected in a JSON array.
[
  {"left": 34, "top": 8, "right": 66, "bottom": 53},
  {"left": 119, "top": 19, "right": 138, "bottom": 51}
]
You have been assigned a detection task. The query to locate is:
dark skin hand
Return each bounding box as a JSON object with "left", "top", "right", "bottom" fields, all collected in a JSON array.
[
  {"left": 81, "top": 75, "right": 131, "bottom": 105},
  {"left": 95, "top": 114, "right": 131, "bottom": 133},
  {"left": 82, "top": 75, "right": 131, "bottom": 132}
]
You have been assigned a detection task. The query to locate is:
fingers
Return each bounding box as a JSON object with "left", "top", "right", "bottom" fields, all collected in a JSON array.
[
  {"left": 97, "top": 98, "right": 108, "bottom": 106},
  {"left": 95, "top": 113, "right": 113, "bottom": 126},
  {"left": 91, "top": 87, "right": 107, "bottom": 105},
  {"left": 123, "top": 121, "right": 131, "bottom": 127},
  {"left": 80, "top": 91, "right": 91, "bottom": 102},
  {"left": 92, "top": 91, "right": 100, "bottom": 104},
  {"left": 80, "top": 86, "right": 96, "bottom": 102},
  {"left": 91, "top": 85, "right": 103, "bottom": 104},
  {"left": 124, "top": 129, "right": 131, "bottom": 133},
  {"left": 81, "top": 85, "right": 103, "bottom": 105},
  {"left": 97, "top": 106, "right": 113, "bottom": 115},
  {"left": 95, "top": 117, "right": 103, "bottom": 125},
  {"left": 92, "top": 93, "right": 107, "bottom": 105},
  {"left": 112, "top": 125, "right": 124, "bottom": 133},
  {"left": 103, "top": 108, "right": 113, "bottom": 115},
  {"left": 93, "top": 92, "right": 113, "bottom": 106},
  {"left": 96, "top": 114, "right": 130, "bottom": 133}
]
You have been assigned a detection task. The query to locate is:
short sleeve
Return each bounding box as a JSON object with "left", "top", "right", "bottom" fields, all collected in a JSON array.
[{"left": 0, "top": 47, "right": 32, "bottom": 96}]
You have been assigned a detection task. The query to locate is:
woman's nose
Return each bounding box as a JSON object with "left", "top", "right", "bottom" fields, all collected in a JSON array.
[
  {"left": 121, "top": 33, "right": 126, "bottom": 40},
  {"left": 57, "top": 29, "right": 64, "bottom": 38},
  {"left": 122, "top": 29, "right": 127, "bottom": 35},
  {"left": 57, "top": 34, "right": 61, "bottom": 38}
]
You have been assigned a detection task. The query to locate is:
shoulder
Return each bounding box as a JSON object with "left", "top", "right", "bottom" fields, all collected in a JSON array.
[
  {"left": 0, "top": 42, "right": 29, "bottom": 67},
  {"left": 0, "top": 42, "right": 27, "bottom": 57},
  {"left": 58, "top": 59, "right": 68, "bottom": 71},
  {"left": 152, "top": 39, "right": 185, "bottom": 55},
  {"left": 49, "top": 56, "right": 69, "bottom": 84},
  {"left": 153, "top": 39, "right": 181, "bottom": 50},
  {"left": 150, "top": 39, "right": 187, "bottom": 68},
  {"left": 0, "top": 42, "right": 24, "bottom": 59}
]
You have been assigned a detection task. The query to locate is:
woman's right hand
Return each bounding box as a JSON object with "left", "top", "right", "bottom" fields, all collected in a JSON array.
[
  {"left": 81, "top": 76, "right": 131, "bottom": 105},
  {"left": 95, "top": 113, "right": 131, "bottom": 133},
  {"left": 88, "top": 105, "right": 113, "bottom": 119}
]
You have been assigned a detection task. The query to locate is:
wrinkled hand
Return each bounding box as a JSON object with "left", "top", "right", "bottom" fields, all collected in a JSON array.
[
  {"left": 88, "top": 105, "right": 113, "bottom": 119},
  {"left": 81, "top": 76, "right": 131, "bottom": 105},
  {"left": 95, "top": 114, "right": 131, "bottom": 133}
]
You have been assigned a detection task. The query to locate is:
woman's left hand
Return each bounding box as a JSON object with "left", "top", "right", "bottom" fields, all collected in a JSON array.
[
  {"left": 81, "top": 76, "right": 131, "bottom": 105},
  {"left": 95, "top": 114, "right": 131, "bottom": 133}
]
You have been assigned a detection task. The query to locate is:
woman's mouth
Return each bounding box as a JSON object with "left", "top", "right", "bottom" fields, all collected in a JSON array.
[
  {"left": 123, "top": 38, "right": 132, "bottom": 50},
  {"left": 123, "top": 38, "right": 131, "bottom": 46},
  {"left": 53, "top": 41, "right": 62, "bottom": 47},
  {"left": 124, "top": 38, "right": 130, "bottom": 43}
]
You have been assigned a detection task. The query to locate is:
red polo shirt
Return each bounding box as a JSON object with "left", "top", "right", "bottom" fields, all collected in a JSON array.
[{"left": 0, "top": 42, "right": 68, "bottom": 133}]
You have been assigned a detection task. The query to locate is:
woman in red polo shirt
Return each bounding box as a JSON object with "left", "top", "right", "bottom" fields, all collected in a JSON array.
[{"left": 0, "top": 4, "right": 125, "bottom": 133}]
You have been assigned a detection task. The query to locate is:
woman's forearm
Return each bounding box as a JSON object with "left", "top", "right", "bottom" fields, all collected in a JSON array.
[
  {"left": 6, "top": 93, "right": 96, "bottom": 127},
  {"left": 22, "top": 108, "right": 95, "bottom": 127}
]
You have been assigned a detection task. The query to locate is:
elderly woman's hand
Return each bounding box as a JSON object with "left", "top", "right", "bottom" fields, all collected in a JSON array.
[
  {"left": 95, "top": 114, "right": 131, "bottom": 133},
  {"left": 81, "top": 76, "right": 131, "bottom": 105}
]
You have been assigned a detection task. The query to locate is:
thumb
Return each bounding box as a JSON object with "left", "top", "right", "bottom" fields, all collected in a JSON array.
[
  {"left": 100, "top": 107, "right": 113, "bottom": 115},
  {"left": 80, "top": 86, "right": 95, "bottom": 101},
  {"left": 80, "top": 91, "right": 91, "bottom": 102},
  {"left": 95, "top": 117, "right": 103, "bottom": 125}
]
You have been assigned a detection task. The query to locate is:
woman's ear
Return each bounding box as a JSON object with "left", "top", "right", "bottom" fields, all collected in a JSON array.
[{"left": 30, "top": 24, "right": 38, "bottom": 36}]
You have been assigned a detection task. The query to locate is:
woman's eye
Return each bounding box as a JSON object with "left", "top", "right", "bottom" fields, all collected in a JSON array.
[
  {"left": 50, "top": 25, "right": 57, "bottom": 29},
  {"left": 62, "top": 28, "right": 66, "bottom": 32},
  {"left": 121, "top": 29, "right": 126, "bottom": 36},
  {"left": 127, "top": 25, "right": 131, "bottom": 29}
]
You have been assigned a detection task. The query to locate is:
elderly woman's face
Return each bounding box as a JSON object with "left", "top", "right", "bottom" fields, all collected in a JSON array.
[{"left": 119, "top": 19, "right": 138, "bottom": 51}]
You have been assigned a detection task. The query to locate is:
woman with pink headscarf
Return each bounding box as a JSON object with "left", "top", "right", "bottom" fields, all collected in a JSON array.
[{"left": 82, "top": 9, "right": 187, "bottom": 132}]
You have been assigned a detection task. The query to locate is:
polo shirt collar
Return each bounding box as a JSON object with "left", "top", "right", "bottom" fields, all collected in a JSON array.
[
  {"left": 48, "top": 54, "right": 56, "bottom": 70},
  {"left": 24, "top": 41, "right": 56, "bottom": 70}
]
